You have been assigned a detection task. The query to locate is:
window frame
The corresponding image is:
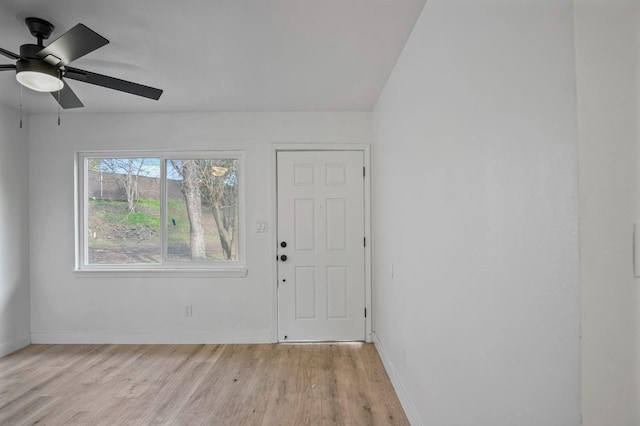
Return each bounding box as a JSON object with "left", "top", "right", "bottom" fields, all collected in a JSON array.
[{"left": 75, "top": 150, "right": 246, "bottom": 276}]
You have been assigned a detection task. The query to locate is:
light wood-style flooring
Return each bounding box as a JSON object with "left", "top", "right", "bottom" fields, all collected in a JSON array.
[{"left": 0, "top": 343, "right": 408, "bottom": 425}]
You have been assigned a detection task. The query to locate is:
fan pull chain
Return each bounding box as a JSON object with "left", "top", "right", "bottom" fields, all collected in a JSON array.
[
  {"left": 57, "top": 88, "right": 61, "bottom": 126},
  {"left": 57, "top": 69, "right": 62, "bottom": 126},
  {"left": 19, "top": 84, "right": 23, "bottom": 129}
]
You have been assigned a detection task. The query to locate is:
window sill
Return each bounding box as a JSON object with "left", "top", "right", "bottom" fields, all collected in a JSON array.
[{"left": 74, "top": 268, "right": 248, "bottom": 278}]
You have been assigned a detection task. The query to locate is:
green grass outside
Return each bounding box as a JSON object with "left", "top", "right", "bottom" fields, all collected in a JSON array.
[
  {"left": 89, "top": 198, "right": 229, "bottom": 261},
  {"left": 96, "top": 199, "right": 163, "bottom": 229}
]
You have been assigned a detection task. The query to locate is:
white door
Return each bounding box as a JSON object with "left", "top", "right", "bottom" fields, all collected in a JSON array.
[{"left": 277, "top": 150, "right": 365, "bottom": 341}]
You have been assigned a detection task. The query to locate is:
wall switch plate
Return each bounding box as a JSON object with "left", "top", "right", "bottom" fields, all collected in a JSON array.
[
  {"left": 184, "top": 304, "right": 192, "bottom": 317},
  {"left": 256, "top": 221, "right": 268, "bottom": 233}
]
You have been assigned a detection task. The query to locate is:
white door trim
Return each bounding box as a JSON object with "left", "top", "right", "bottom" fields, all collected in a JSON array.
[{"left": 270, "top": 143, "right": 372, "bottom": 343}]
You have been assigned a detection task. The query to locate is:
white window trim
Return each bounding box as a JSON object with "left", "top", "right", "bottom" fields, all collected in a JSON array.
[{"left": 75, "top": 150, "right": 247, "bottom": 277}]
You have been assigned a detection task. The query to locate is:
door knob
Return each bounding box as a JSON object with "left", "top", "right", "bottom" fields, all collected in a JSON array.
[{"left": 280, "top": 255, "right": 288, "bottom": 262}]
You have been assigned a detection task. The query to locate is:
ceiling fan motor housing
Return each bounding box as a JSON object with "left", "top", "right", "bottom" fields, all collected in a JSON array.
[
  {"left": 15, "top": 57, "right": 60, "bottom": 78},
  {"left": 20, "top": 43, "right": 45, "bottom": 59},
  {"left": 16, "top": 44, "right": 61, "bottom": 79},
  {"left": 15, "top": 44, "right": 63, "bottom": 92}
]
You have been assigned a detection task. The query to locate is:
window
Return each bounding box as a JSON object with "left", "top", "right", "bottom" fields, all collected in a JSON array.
[{"left": 76, "top": 152, "right": 244, "bottom": 273}]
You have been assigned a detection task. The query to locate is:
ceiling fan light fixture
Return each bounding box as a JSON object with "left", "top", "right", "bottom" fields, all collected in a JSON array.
[
  {"left": 212, "top": 166, "right": 228, "bottom": 176},
  {"left": 15, "top": 59, "right": 63, "bottom": 92},
  {"left": 16, "top": 71, "right": 64, "bottom": 92},
  {"left": 2, "top": 18, "right": 162, "bottom": 110}
]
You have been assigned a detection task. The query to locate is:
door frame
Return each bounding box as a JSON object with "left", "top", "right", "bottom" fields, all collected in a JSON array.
[{"left": 270, "top": 144, "right": 372, "bottom": 343}]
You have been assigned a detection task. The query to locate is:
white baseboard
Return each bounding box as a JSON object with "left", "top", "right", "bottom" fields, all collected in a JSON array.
[
  {"left": 0, "top": 334, "right": 31, "bottom": 357},
  {"left": 371, "top": 331, "right": 422, "bottom": 426},
  {"left": 31, "top": 330, "right": 274, "bottom": 344}
]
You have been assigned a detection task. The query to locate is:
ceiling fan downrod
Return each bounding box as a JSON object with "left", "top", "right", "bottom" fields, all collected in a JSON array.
[{"left": 25, "top": 17, "right": 54, "bottom": 46}]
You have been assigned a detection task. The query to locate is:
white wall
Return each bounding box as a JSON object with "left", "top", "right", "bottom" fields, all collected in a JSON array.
[
  {"left": 574, "top": 0, "right": 640, "bottom": 424},
  {"left": 371, "top": 1, "right": 580, "bottom": 425},
  {"left": 28, "top": 111, "right": 370, "bottom": 343},
  {"left": 0, "top": 105, "right": 30, "bottom": 356}
]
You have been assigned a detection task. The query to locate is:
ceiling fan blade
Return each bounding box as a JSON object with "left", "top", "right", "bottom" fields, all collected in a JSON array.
[
  {"left": 50, "top": 80, "right": 84, "bottom": 109},
  {"left": 0, "top": 47, "right": 20, "bottom": 60},
  {"left": 36, "top": 24, "right": 108, "bottom": 65},
  {"left": 0, "top": 64, "right": 16, "bottom": 71},
  {"left": 64, "top": 66, "right": 163, "bottom": 100}
]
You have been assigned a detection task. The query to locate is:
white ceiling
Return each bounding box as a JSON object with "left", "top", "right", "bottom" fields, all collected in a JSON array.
[{"left": 0, "top": 0, "right": 426, "bottom": 114}]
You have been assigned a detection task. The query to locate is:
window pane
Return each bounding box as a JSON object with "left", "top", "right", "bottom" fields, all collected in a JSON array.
[
  {"left": 87, "top": 158, "right": 161, "bottom": 264},
  {"left": 166, "top": 159, "right": 239, "bottom": 262}
]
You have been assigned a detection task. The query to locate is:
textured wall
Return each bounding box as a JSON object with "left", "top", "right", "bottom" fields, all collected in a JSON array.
[
  {"left": 0, "top": 105, "right": 30, "bottom": 356},
  {"left": 372, "top": 1, "right": 580, "bottom": 424},
  {"left": 575, "top": 0, "right": 640, "bottom": 424},
  {"left": 28, "top": 111, "right": 371, "bottom": 344}
]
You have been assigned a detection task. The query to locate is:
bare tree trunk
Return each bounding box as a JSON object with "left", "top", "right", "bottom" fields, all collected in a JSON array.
[
  {"left": 125, "top": 170, "right": 137, "bottom": 213},
  {"left": 182, "top": 160, "right": 206, "bottom": 260},
  {"left": 208, "top": 179, "right": 235, "bottom": 260},
  {"left": 211, "top": 203, "right": 233, "bottom": 260}
]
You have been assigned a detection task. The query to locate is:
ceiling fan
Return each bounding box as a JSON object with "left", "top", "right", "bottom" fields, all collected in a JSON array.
[{"left": 0, "top": 17, "right": 163, "bottom": 109}]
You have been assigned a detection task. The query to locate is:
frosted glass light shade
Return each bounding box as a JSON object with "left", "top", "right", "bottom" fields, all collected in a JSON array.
[
  {"left": 16, "top": 70, "right": 64, "bottom": 92},
  {"left": 212, "top": 166, "right": 228, "bottom": 176}
]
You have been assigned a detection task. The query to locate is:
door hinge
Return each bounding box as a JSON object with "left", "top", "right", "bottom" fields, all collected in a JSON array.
[
  {"left": 363, "top": 167, "right": 365, "bottom": 177},
  {"left": 364, "top": 307, "right": 367, "bottom": 318},
  {"left": 364, "top": 237, "right": 366, "bottom": 247}
]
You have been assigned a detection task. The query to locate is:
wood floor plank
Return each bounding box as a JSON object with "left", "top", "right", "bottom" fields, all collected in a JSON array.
[
  {"left": 0, "top": 345, "right": 56, "bottom": 375},
  {"left": 361, "top": 344, "right": 409, "bottom": 424},
  {"left": 140, "top": 345, "right": 221, "bottom": 425},
  {"left": 77, "top": 344, "right": 150, "bottom": 385},
  {"left": 317, "top": 343, "right": 345, "bottom": 425},
  {"left": 175, "top": 345, "right": 239, "bottom": 417},
  {"left": 0, "top": 343, "right": 409, "bottom": 426},
  {"left": 232, "top": 345, "right": 285, "bottom": 425},
  {"left": 261, "top": 344, "right": 304, "bottom": 425},
  {"left": 202, "top": 344, "right": 261, "bottom": 424},
  {"left": 334, "top": 344, "right": 378, "bottom": 425},
  {"left": 0, "top": 345, "right": 102, "bottom": 407},
  {"left": 291, "top": 344, "right": 323, "bottom": 425},
  {"left": 0, "top": 394, "right": 59, "bottom": 426}
]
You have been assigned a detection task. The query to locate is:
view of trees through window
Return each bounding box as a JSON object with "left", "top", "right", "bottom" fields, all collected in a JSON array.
[{"left": 85, "top": 156, "right": 239, "bottom": 265}]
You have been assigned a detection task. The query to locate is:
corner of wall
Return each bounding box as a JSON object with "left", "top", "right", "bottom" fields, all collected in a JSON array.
[
  {"left": 0, "top": 105, "right": 31, "bottom": 357},
  {"left": 371, "top": 332, "right": 423, "bottom": 425}
]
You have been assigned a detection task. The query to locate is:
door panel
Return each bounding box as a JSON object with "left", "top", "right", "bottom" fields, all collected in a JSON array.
[
  {"left": 326, "top": 198, "right": 347, "bottom": 251},
  {"left": 294, "top": 199, "right": 316, "bottom": 250},
  {"left": 295, "top": 267, "right": 317, "bottom": 319},
  {"left": 277, "top": 150, "right": 365, "bottom": 341}
]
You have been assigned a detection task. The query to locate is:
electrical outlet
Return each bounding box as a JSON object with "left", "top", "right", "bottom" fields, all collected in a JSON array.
[{"left": 184, "top": 304, "right": 192, "bottom": 317}]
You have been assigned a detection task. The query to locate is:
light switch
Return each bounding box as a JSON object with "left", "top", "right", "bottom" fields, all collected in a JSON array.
[{"left": 256, "top": 221, "right": 268, "bottom": 233}]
